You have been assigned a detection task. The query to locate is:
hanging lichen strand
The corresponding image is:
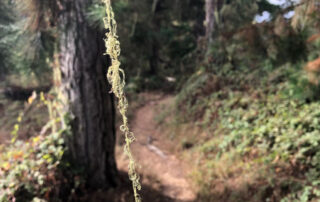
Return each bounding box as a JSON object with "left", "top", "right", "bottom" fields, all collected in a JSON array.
[{"left": 102, "top": 0, "right": 142, "bottom": 201}]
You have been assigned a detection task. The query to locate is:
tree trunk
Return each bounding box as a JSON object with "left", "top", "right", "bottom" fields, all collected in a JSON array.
[
  {"left": 149, "top": 0, "right": 161, "bottom": 75},
  {"left": 149, "top": 41, "right": 159, "bottom": 75},
  {"left": 58, "top": 0, "right": 118, "bottom": 189},
  {"left": 205, "top": 0, "right": 215, "bottom": 43}
]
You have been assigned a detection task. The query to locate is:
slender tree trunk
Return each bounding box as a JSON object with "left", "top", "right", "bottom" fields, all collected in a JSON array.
[
  {"left": 205, "top": 0, "right": 215, "bottom": 43},
  {"left": 149, "top": 0, "right": 161, "bottom": 75},
  {"left": 149, "top": 42, "right": 159, "bottom": 75},
  {"left": 193, "top": 0, "right": 206, "bottom": 38},
  {"left": 58, "top": 0, "right": 118, "bottom": 189}
]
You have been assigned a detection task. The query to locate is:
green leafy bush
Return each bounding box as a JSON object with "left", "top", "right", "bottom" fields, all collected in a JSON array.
[
  {"left": 0, "top": 94, "right": 72, "bottom": 202},
  {"left": 176, "top": 61, "right": 320, "bottom": 200}
]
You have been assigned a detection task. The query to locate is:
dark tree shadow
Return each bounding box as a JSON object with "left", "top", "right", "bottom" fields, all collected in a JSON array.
[{"left": 75, "top": 171, "right": 189, "bottom": 202}]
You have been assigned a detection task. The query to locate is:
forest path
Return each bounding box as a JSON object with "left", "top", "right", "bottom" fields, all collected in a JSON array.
[{"left": 116, "top": 93, "right": 196, "bottom": 202}]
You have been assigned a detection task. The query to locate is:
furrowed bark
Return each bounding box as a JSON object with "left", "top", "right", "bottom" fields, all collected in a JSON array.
[{"left": 58, "top": 0, "right": 118, "bottom": 189}]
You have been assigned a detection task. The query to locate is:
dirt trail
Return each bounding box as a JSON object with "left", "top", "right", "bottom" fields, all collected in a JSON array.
[{"left": 116, "top": 94, "right": 196, "bottom": 202}]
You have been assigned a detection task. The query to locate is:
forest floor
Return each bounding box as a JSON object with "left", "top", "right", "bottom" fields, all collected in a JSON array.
[
  {"left": 0, "top": 89, "right": 283, "bottom": 201},
  {"left": 116, "top": 93, "right": 196, "bottom": 202},
  {"left": 0, "top": 86, "right": 198, "bottom": 202}
]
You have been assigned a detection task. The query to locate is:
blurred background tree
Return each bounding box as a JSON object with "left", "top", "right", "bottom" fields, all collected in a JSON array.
[{"left": 0, "top": 0, "right": 15, "bottom": 78}]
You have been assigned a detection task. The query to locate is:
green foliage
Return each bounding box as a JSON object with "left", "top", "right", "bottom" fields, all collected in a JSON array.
[
  {"left": 176, "top": 61, "right": 320, "bottom": 200},
  {"left": 0, "top": 0, "right": 56, "bottom": 81},
  {"left": 0, "top": 93, "right": 71, "bottom": 201},
  {"left": 86, "top": 3, "right": 106, "bottom": 29},
  {"left": 286, "top": 69, "right": 320, "bottom": 101},
  {"left": 87, "top": 0, "right": 204, "bottom": 91},
  {"left": 218, "top": 0, "right": 259, "bottom": 32},
  {"left": 172, "top": 1, "right": 320, "bottom": 200},
  {"left": 257, "top": 0, "right": 281, "bottom": 15}
]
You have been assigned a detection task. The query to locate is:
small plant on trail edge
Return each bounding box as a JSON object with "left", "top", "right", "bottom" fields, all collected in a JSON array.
[{"left": 102, "top": 0, "right": 141, "bottom": 202}]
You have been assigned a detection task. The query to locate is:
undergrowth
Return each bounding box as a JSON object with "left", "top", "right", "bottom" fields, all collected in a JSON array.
[
  {"left": 0, "top": 92, "right": 73, "bottom": 201},
  {"left": 174, "top": 61, "right": 320, "bottom": 201}
]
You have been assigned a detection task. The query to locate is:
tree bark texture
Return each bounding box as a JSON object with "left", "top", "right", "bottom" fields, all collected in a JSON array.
[
  {"left": 58, "top": 0, "right": 118, "bottom": 189},
  {"left": 205, "top": 0, "right": 215, "bottom": 42}
]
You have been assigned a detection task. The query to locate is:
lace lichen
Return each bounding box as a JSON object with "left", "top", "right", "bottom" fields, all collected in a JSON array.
[{"left": 102, "top": 0, "right": 142, "bottom": 201}]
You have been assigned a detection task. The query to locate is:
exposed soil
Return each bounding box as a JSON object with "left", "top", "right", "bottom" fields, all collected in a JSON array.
[{"left": 116, "top": 93, "right": 196, "bottom": 202}]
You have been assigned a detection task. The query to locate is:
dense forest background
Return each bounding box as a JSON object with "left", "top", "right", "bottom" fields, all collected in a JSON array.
[{"left": 0, "top": 0, "right": 320, "bottom": 201}]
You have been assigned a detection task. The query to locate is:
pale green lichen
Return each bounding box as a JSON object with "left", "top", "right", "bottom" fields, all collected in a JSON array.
[{"left": 102, "top": 1, "right": 141, "bottom": 201}]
